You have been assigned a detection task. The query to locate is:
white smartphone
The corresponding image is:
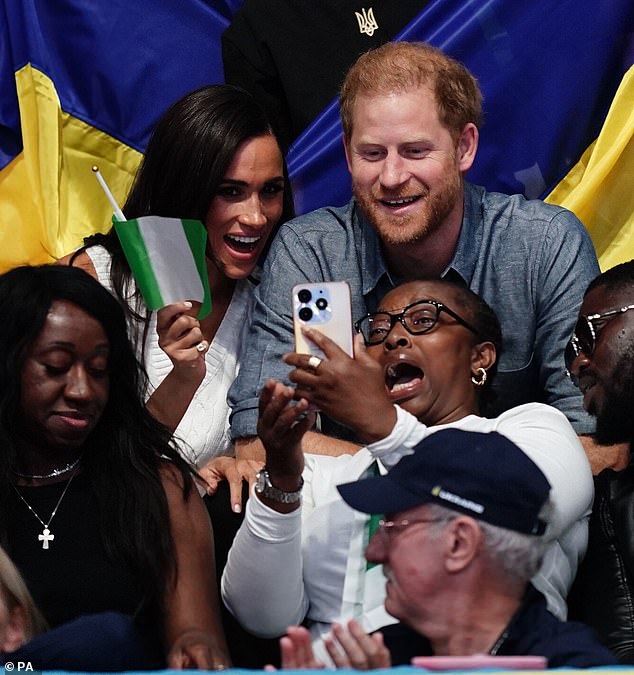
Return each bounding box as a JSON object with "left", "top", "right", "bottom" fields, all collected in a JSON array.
[{"left": 292, "top": 281, "right": 354, "bottom": 358}]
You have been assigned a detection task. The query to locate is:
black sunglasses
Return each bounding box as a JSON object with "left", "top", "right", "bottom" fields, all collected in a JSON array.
[
  {"left": 354, "top": 299, "right": 480, "bottom": 346},
  {"left": 565, "top": 303, "right": 634, "bottom": 375}
]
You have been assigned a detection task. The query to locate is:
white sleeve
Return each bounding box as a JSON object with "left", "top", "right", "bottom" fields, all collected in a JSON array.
[
  {"left": 492, "top": 403, "right": 593, "bottom": 619},
  {"left": 366, "top": 405, "right": 430, "bottom": 469},
  {"left": 221, "top": 490, "right": 309, "bottom": 637}
]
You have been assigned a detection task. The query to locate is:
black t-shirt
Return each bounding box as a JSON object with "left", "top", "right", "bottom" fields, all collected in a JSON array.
[
  {"left": 222, "top": 0, "right": 430, "bottom": 148},
  {"left": 8, "top": 472, "right": 150, "bottom": 628}
]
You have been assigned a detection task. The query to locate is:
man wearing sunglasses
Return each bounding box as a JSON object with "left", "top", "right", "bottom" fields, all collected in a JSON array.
[
  {"left": 566, "top": 260, "right": 634, "bottom": 662},
  {"left": 566, "top": 264, "right": 634, "bottom": 447},
  {"left": 225, "top": 41, "right": 600, "bottom": 503}
]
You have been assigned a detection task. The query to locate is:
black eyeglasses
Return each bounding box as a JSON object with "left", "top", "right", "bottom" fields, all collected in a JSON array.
[
  {"left": 354, "top": 299, "right": 480, "bottom": 346},
  {"left": 565, "top": 304, "right": 634, "bottom": 373}
]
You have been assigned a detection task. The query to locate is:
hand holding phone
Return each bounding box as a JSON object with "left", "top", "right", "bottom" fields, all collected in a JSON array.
[{"left": 287, "top": 282, "right": 397, "bottom": 442}]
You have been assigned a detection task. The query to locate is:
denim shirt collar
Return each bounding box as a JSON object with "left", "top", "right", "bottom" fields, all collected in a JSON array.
[
  {"left": 353, "top": 201, "right": 396, "bottom": 296},
  {"left": 443, "top": 182, "right": 483, "bottom": 285}
]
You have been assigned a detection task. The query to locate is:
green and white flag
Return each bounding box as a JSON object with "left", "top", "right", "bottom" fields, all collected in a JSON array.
[{"left": 114, "top": 215, "right": 212, "bottom": 318}]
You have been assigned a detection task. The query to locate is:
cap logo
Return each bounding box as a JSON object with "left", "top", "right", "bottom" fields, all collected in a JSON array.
[{"left": 431, "top": 485, "right": 484, "bottom": 514}]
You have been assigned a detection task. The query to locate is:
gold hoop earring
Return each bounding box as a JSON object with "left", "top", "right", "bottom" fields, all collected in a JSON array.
[{"left": 471, "top": 367, "right": 487, "bottom": 387}]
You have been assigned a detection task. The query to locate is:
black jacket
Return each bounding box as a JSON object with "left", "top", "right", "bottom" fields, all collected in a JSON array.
[
  {"left": 569, "top": 465, "right": 634, "bottom": 663},
  {"left": 380, "top": 585, "right": 616, "bottom": 668}
]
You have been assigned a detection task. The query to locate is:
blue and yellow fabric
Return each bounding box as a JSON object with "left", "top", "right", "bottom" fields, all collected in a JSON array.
[
  {"left": 546, "top": 66, "right": 634, "bottom": 271},
  {"left": 0, "top": 0, "right": 237, "bottom": 272},
  {"left": 2, "top": 0, "right": 634, "bottom": 273},
  {"left": 287, "top": 0, "right": 634, "bottom": 268}
]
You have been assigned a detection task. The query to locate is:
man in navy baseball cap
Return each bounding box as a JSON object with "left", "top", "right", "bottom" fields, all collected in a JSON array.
[
  {"left": 273, "top": 428, "right": 614, "bottom": 670},
  {"left": 337, "top": 428, "right": 551, "bottom": 536},
  {"left": 325, "top": 428, "right": 613, "bottom": 668}
]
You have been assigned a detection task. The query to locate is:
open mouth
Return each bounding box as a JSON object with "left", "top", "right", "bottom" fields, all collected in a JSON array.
[
  {"left": 224, "top": 234, "right": 261, "bottom": 253},
  {"left": 379, "top": 196, "right": 420, "bottom": 209},
  {"left": 385, "top": 362, "right": 424, "bottom": 395}
]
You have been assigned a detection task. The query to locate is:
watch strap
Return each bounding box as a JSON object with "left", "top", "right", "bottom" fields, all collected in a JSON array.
[{"left": 255, "top": 469, "right": 304, "bottom": 504}]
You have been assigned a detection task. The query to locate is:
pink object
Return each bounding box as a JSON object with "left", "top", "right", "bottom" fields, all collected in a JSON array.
[{"left": 411, "top": 654, "right": 547, "bottom": 670}]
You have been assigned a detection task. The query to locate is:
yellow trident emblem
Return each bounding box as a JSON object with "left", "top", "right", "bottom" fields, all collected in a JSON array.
[{"left": 355, "top": 7, "right": 378, "bottom": 36}]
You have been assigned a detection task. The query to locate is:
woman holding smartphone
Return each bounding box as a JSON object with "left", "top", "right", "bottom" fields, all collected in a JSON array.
[{"left": 222, "top": 278, "right": 593, "bottom": 662}]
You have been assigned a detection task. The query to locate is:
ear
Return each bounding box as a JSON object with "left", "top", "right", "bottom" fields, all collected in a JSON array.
[
  {"left": 443, "top": 516, "right": 483, "bottom": 573},
  {"left": 470, "top": 340, "right": 496, "bottom": 376},
  {"left": 1, "top": 606, "right": 28, "bottom": 653},
  {"left": 456, "top": 123, "right": 478, "bottom": 173},
  {"left": 343, "top": 135, "right": 353, "bottom": 173}
]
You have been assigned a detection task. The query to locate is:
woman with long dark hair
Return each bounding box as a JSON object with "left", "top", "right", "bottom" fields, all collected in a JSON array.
[
  {"left": 0, "top": 264, "right": 229, "bottom": 669},
  {"left": 66, "top": 84, "right": 292, "bottom": 482}
]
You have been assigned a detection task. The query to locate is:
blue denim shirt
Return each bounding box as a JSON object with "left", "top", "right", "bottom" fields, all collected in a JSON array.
[{"left": 229, "top": 182, "right": 599, "bottom": 438}]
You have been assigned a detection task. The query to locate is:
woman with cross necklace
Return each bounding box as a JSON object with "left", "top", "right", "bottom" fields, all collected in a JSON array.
[{"left": 0, "top": 264, "right": 230, "bottom": 670}]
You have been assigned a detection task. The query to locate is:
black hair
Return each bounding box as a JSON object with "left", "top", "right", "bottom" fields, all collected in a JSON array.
[
  {"left": 432, "top": 278, "right": 503, "bottom": 403},
  {"left": 443, "top": 279, "right": 504, "bottom": 415},
  {"left": 585, "top": 260, "right": 634, "bottom": 297},
  {"left": 382, "top": 278, "right": 502, "bottom": 352},
  {"left": 443, "top": 280, "right": 503, "bottom": 355},
  {"left": 0, "top": 264, "right": 195, "bottom": 613},
  {"left": 76, "top": 84, "right": 294, "bottom": 321}
]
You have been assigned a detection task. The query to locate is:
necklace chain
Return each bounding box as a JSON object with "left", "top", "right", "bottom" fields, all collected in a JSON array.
[
  {"left": 13, "top": 456, "right": 81, "bottom": 480},
  {"left": 12, "top": 470, "right": 79, "bottom": 549}
]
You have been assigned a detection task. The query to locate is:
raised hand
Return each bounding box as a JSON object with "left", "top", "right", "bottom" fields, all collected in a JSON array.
[
  {"left": 284, "top": 330, "right": 396, "bottom": 444},
  {"left": 156, "top": 301, "right": 208, "bottom": 386},
  {"left": 324, "top": 621, "right": 391, "bottom": 670},
  {"left": 276, "top": 621, "right": 391, "bottom": 670},
  {"left": 257, "top": 379, "right": 314, "bottom": 479}
]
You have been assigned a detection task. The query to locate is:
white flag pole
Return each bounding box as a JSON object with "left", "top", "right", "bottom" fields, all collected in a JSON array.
[{"left": 92, "top": 165, "right": 126, "bottom": 221}]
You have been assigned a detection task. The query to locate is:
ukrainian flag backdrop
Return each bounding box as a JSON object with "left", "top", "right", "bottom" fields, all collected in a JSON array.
[
  {"left": 0, "top": 0, "right": 236, "bottom": 271},
  {"left": 1, "top": 0, "right": 633, "bottom": 273},
  {"left": 286, "top": 0, "right": 634, "bottom": 271}
]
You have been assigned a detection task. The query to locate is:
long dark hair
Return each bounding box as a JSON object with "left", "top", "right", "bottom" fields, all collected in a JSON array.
[
  {"left": 77, "top": 84, "right": 294, "bottom": 317},
  {"left": 0, "top": 264, "right": 195, "bottom": 610}
]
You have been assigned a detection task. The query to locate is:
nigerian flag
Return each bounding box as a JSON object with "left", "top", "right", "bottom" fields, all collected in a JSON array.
[{"left": 114, "top": 216, "right": 212, "bottom": 318}]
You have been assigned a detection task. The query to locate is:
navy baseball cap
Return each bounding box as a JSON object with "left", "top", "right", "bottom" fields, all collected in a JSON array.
[{"left": 337, "top": 429, "right": 551, "bottom": 536}]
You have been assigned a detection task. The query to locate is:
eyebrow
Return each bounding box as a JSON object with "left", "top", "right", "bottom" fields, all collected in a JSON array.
[
  {"left": 39, "top": 341, "right": 110, "bottom": 352},
  {"left": 378, "top": 298, "right": 442, "bottom": 313},
  {"left": 219, "top": 176, "right": 285, "bottom": 186}
]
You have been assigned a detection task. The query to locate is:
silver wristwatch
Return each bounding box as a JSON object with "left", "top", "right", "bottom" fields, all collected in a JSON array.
[{"left": 255, "top": 469, "right": 304, "bottom": 504}]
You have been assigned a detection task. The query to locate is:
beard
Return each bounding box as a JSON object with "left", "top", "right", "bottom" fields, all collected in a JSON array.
[
  {"left": 595, "top": 343, "right": 634, "bottom": 445},
  {"left": 353, "top": 169, "right": 462, "bottom": 247}
]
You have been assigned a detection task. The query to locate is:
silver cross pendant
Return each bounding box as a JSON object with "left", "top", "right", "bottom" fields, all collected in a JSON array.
[{"left": 38, "top": 527, "right": 54, "bottom": 549}]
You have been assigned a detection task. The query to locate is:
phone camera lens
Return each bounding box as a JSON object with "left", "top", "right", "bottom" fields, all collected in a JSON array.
[
  {"left": 316, "top": 298, "right": 328, "bottom": 310},
  {"left": 298, "top": 289, "right": 312, "bottom": 303},
  {"left": 299, "top": 307, "right": 313, "bottom": 321}
]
